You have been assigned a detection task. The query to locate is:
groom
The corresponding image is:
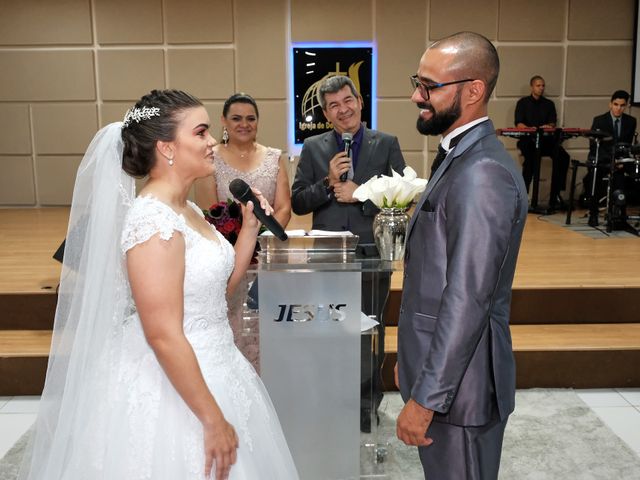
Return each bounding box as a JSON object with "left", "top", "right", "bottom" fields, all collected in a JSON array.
[{"left": 395, "top": 32, "right": 527, "bottom": 479}]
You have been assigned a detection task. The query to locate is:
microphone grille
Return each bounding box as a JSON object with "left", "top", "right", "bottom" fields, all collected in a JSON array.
[
  {"left": 229, "top": 178, "right": 250, "bottom": 200},
  {"left": 342, "top": 132, "right": 353, "bottom": 142}
]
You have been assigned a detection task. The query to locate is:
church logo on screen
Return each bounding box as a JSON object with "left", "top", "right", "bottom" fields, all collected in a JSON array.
[{"left": 292, "top": 45, "right": 373, "bottom": 145}]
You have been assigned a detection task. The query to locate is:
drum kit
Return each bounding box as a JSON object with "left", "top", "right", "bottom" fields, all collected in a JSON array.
[
  {"left": 612, "top": 142, "right": 640, "bottom": 180},
  {"left": 497, "top": 127, "right": 640, "bottom": 234},
  {"left": 582, "top": 132, "right": 640, "bottom": 235}
]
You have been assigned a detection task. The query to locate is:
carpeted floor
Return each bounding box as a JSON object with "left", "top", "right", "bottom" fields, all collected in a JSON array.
[
  {"left": 365, "top": 389, "right": 640, "bottom": 479},
  {"left": 2, "top": 389, "right": 640, "bottom": 479}
]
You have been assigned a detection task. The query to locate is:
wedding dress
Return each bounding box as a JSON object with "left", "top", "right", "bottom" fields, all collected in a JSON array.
[
  {"left": 102, "top": 196, "right": 298, "bottom": 479},
  {"left": 19, "top": 123, "right": 298, "bottom": 480}
]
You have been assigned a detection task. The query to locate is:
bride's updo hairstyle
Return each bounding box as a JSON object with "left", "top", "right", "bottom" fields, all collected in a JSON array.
[{"left": 121, "top": 89, "right": 202, "bottom": 177}]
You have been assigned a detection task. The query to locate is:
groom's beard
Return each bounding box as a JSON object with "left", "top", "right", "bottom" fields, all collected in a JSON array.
[{"left": 416, "top": 91, "right": 462, "bottom": 136}]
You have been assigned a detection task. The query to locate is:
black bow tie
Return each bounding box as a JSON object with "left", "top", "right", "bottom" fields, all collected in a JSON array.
[
  {"left": 430, "top": 144, "right": 447, "bottom": 179},
  {"left": 429, "top": 126, "right": 478, "bottom": 179}
]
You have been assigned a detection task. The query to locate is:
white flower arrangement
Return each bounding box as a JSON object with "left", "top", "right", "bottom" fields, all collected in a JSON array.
[{"left": 353, "top": 167, "right": 428, "bottom": 209}]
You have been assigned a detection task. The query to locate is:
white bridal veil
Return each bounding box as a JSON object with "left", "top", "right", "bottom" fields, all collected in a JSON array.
[{"left": 19, "top": 122, "right": 135, "bottom": 479}]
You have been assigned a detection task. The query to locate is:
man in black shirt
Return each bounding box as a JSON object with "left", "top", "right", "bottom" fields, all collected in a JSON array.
[{"left": 514, "top": 75, "right": 570, "bottom": 209}]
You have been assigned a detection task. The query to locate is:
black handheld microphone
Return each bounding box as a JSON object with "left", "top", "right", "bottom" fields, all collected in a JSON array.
[
  {"left": 340, "top": 132, "right": 353, "bottom": 182},
  {"left": 229, "top": 178, "right": 288, "bottom": 241}
]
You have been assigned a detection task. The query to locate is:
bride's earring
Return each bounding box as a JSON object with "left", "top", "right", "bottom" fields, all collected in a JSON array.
[
  {"left": 222, "top": 127, "right": 229, "bottom": 145},
  {"left": 159, "top": 148, "right": 174, "bottom": 166}
]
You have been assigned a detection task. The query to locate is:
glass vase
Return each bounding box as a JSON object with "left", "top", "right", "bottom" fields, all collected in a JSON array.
[{"left": 373, "top": 207, "right": 410, "bottom": 261}]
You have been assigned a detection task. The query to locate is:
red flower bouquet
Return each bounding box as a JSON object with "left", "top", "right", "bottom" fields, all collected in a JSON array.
[{"left": 204, "top": 199, "right": 262, "bottom": 263}]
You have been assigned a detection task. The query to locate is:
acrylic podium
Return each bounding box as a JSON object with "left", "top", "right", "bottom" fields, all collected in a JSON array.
[{"left": 243, "top": 234, "right": 400, "bottom": 480}]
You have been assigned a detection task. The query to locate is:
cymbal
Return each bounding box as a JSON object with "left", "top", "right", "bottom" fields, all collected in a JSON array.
[{"left": 581, "top": 130, "right": 612, "bottom": 140}]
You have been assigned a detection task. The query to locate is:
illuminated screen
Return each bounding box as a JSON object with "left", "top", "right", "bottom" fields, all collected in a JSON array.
[{"left": 290, "top": 43, "right": 375, "bottom": 147}]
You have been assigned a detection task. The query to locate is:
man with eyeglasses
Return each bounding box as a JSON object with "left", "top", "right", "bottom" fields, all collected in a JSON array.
[
  {"left": 291, "top": 75, "right": 405, "bottom": 433},
  {"left": 515, "top": 75, "right": 571, "bottom": 211},
  {"left": 409, "top": 74, "right": 474, "bottom": 178},
  {"left": 395, "top": 32, "right": 527, "bottom": 480}
]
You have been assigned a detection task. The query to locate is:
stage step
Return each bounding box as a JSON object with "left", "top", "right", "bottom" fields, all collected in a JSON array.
[
  {"left": 0, "top": 293, "right": 58, "bottom": 330},
  {"left": 0, "top": 330, "right": 51, "bottom": 395},
  {"left": 0, "top": 330, "right": 52, "bottom": 356},
  {"left": 4, "top": 323, "right": 640, "bottom": 396},
  {"left": 382, "top": 324, "right": 640, "bottom": 390},
  {"left": 384, "top": 286, "right": 640, "bottom": 326}
]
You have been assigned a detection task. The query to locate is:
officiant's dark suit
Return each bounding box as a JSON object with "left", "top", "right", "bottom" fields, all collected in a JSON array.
[
  {"left": 396, "top": 32, "right": 528, "bottom": 480},
  {"left": 291, "top": 119, "right": 405, "bottom": 243},
  {"left": 290, "top": 127, "right": 404, "bottom": 243},
  {"left": 291, "top": 75, "right": 405, "bottom": 431}
]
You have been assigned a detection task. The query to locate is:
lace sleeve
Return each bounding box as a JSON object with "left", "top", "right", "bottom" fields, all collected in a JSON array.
[{"left": 121, "top": 196, "right": 187, "bottom": 254}]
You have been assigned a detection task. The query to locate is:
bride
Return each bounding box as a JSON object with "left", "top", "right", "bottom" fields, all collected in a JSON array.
[{"left": 19, "top": 89, "right": 299, "bottom": 480}]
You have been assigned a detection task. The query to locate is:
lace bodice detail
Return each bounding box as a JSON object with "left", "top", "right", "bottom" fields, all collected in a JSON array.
[
  {"left": 213, "top": 147, "right": 281, "bottom": 204},
  {"left": 120, "top": 196, "right": 236, "bottom": 342},
  {"left": 118, "top": 196, "right": 266, "bottom": 455}
]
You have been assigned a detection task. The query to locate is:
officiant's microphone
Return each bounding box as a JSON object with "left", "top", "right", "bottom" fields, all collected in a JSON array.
[
  {"left": 339, "top": 132, "right": 353, "bottom": 182},
  {"left": 229, "top": 178, "right": 288, "bottom": 241}
]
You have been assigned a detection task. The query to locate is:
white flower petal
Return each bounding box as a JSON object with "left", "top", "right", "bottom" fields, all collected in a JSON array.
[
  {"left": 352, "top": 168, "right": 428, "bottom": 208},
  {"left": 353, "top": 177, "right": 376, "bottom": 202},
  {"left": 402, "top": 166, "right": 418, "bottom": 181}
]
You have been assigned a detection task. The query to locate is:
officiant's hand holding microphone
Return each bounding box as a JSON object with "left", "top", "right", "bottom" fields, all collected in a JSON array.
[{"left": 328, "top": 133, "right": 358, "bottom": 203}]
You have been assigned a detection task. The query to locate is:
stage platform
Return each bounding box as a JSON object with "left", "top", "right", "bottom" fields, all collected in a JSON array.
[{"left": 1, "top": 208, "right": 639, "bottom": 394}]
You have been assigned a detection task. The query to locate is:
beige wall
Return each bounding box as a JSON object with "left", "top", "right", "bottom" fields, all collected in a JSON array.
[{"left": 0, "top": 0, "right": 636, "bottom": 206}]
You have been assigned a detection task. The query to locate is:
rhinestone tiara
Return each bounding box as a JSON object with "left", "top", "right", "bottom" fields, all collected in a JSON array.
[{"left": 122, "top": 106, "right": 161, "bottom": 128}]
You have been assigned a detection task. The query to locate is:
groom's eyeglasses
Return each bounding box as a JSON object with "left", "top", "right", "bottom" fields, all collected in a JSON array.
[{"left": 410, "top": 75, "right": 475, "bottom": 101}]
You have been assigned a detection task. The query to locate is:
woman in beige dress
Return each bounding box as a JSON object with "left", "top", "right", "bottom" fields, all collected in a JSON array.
[{"left": 195, "top": 93, "right": 291, "bottom": 370}]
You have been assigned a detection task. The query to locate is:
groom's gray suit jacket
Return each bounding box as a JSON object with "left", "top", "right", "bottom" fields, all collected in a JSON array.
[{"left": 398, "top": 119, "right": 527, "bottom": 427}]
